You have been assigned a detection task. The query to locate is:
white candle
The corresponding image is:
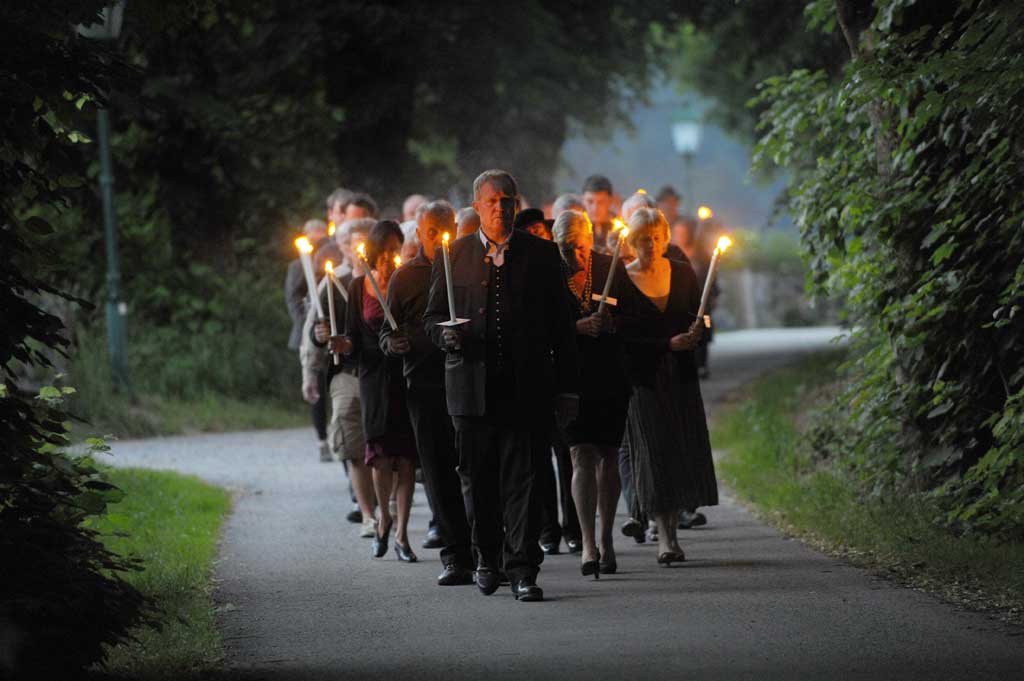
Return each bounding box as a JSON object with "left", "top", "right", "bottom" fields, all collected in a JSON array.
[
  {"left": 597, "top": 219, "right": 629, "bottom": 314},
  {"left": 295, "top": 236, "right": 325, "bottom": 319},
  {"left": 441, "top": 232, "right": 458, "bottom": 323},
  {"left": 356, "top": 243, "right": 398, "bottom": 330},
  {"left": 324, "top": 261, "right": 340, "bottom": 365},
  {"left": 696, "top": 236, "right": 733, "bottom": 321}
]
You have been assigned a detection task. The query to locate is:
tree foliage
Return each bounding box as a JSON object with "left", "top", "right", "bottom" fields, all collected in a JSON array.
[
  {"left": 1, "top": 4, "right": 156, "bottom": 675},
  {"left": 754, "top": 0, "right": 1024, "bottom": 538}
]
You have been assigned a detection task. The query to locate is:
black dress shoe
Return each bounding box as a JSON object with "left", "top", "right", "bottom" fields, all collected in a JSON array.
[
  {"left": 565, "top": 537, "right": 583, "bottom": 554},
  {"left": 346, "top": 507, "right": 363, "bottom": 524},
  {"left": 621, "top": 518, "right": 645, "bottom": 544},
  {"left": 581, "top": 560, "right": 600, "bottom": 580},
  {"left": 421, "top": 527, "right": 444, "bottom": 549},
  {"left": 395, "top": 541, "right": 418, "bottom": 563},
  {"left": 437, "top": 564, "right": 475, "bottom": 586},
  {"left": 678, "top": 510, "right": 708, "bottom": 529},
  {"left": 540, "top": 541, "right": 561, "bottom": 555},
  {"left": 512, "top": 579, "right": 544, "bottom": 602},
  {"left": 475, "top": 567, "right": 500, "bottom": 595}
]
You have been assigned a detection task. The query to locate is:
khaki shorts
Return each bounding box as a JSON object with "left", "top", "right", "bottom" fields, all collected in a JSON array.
[{"left": 328, "top": 371, "right": 365, "bottom": 461}]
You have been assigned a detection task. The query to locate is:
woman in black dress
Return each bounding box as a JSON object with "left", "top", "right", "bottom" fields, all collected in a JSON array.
[
  {"left": 552, "top": 210, "right": 632, "bottom": 578},
  {"left": 334, "top": 220, "right": 419, "bottom": 563},
  {"left": 620, "top": 207, "right": 718, "bottom": 565}
]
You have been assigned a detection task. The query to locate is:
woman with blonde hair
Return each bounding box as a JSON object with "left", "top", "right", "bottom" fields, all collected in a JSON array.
[
  {"left": 619, "top": 207, "right": 718, "bottom": 565},
  {"left": 552, "top": 210, "right": 632, "bottom": 577}
]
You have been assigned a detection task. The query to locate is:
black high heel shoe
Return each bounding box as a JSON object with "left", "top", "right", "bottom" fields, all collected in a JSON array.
[
  {"left": 581, "top": 559, "right": 600, "bottom": 580},
  {"left": 372, "top": 520, "right": 392, "bottom": 558},
  {"left": 394, "top": 541, "right": 418, "bottom": 563},
  {"left": 599, "top": 557, "right": 617, "bottom": 575},
  {"left": 656, "top": 549, "right": 686, "bottom": 566}
]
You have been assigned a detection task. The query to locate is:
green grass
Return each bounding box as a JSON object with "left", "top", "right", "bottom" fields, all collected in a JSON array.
[
  {"left": 89, "top": 467, "right": 231, "bottom": 679},
  {"left": 715, "top": 351, "right": 1024, "bottom": 621}
]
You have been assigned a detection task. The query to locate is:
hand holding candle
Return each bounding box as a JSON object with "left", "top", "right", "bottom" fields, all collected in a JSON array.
[
  {"left": 324, "top": 260, "right": 340, "bottom": 365},
  {"left": 295, "top": 236, "right": 325, "bottom": 319},
  {"left": 696, "top": 235, "right": 733, "bottom": 322},
  {"left": 356, "top": 242, "right": 398, "bottom": 330},
  {"left": 596, "top": 218, "right": 629, "bottom": 314}
]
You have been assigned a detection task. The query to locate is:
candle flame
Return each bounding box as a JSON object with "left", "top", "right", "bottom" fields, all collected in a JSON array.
[
  {"left": 325, "top": 260, "right": 333, "bottom": 274},
  {"left": 697, "top": 205, "right": 713, "bottom": 220},
  {"left": 716, "top": 236, "right": 733, "bottom": 253},
  {"left": 394, "top": 255, "right": 403, "bottom": 268},
  {"left": 612, "top": 217, "right": 627, "bottom": 232},
  {"left": 442, "top": 232, "right": 450, "bottom": 244},
  {"left": 327, "top": 221, "right": 336, "bottom": 236},
  {"left": 621, "top": 227, "right": 630, "bottom": 239},
  {"left": 356, "top": 242, "right": 366, "bottom": 258},
  {"left": 636, "top": 188, "right": 647, "bottom": 195},
  {"left": 295, "top": 236, "right": 313, "bottom": 254}
]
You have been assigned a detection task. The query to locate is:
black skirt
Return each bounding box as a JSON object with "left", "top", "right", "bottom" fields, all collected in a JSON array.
[
  {"left": 565, "top": 394, "right": 629, "bottom": 448},
  {"left": 624, "top": 353, "right": 718, "bottom": 515}
]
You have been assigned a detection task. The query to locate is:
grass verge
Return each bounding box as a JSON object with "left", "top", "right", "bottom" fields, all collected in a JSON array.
[
  {"left": 89, "top": 467, "right": 231, "bottom": 679},
  {"left": 715, "top": 351, "right": 1024, "bottom": 623}
]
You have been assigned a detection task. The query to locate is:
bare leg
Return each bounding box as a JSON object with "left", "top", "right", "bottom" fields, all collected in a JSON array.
[
  {"left": 654, "top": 511, "right": 684, "bottom": 556},
  {"left": 372, "top": 459, "right": 395, "bottom": 536},
  {"left": 394, "top": 458, "right": 416, "bottom": 547},
  {"left": 596, "top": 448, "right": 621, "bottom": 564},
  {"left": 348, "top": 459, "right": 376, "bottom": 522},
  {"left": 570, "top": 445, "right": 600, "bottom": 564}
]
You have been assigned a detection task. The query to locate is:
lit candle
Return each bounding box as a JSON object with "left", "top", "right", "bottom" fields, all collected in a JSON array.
[
  {"left": 697, "top": 205, "right": 713, "bottom": 221},
  {"left": 597, "top": 219, "right": 629, "bottom": 314},
  {"left": 324, "top": 260, "right": 340, "bottom": 365},
  {"left": 328, "top": 221, "right": 336, "bottom": 237},
  {"left": 295, "top": 236, "right": 325, "bottom": 319},
  {"left": 696, "top": 235, "right": 733, "bottom": 322},
  {"left": 355, "top": 242, "right": 398, "bottom": 330},
  {"left": 437, "top": 232, "right": 470, "bottom": 329}
]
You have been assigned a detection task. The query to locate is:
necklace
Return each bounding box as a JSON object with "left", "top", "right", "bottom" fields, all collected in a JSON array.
[{"left": 568, "top": 253, "right": 593, "bottom": 314}]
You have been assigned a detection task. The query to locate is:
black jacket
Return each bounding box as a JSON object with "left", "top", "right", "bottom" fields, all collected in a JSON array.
[
  {"left": 380, "top": 249, "right": 444, "bottom": 392},
  {"left": 423, "top": 230, "right": 578, "bottom": 419}
]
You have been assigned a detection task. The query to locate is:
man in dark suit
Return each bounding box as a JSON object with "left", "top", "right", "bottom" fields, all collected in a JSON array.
[
  {"left": 381, "top": 200, "right": 475, "bottom": 586},
  {"left": 424, "top": 170, "right": 579, "bottom": 602}
]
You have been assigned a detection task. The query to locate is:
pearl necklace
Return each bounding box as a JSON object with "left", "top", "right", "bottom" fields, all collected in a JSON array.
[{"left": 568, "top": 253, "right": 594, "bottom": 314}]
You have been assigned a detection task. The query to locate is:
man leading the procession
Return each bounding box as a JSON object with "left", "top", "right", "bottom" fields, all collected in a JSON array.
[{"left": 424, "top": 169, "right": 579, "bottom": 602}]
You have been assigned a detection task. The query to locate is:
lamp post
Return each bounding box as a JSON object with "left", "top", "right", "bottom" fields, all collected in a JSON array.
[
  {"left": 77, "top": 3, "right": 129, "bottom": 392},
  {"left": 671, "top": 104, "right": 702, "bottom": 214}
]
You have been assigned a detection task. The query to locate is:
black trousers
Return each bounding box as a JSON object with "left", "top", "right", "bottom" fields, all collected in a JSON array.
[
  {"left": 538, "top": 438, "right": 582, "bottom": 545},
  {"left": 453, "top": 416, "right": 545, "bottom": 584},
  {"left": 407, "top": 388, "right": 473, "bottom": 569}
]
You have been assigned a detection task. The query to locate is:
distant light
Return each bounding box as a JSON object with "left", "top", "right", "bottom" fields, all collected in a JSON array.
[{"left": 697, "top": 205, "right": 713, "bottom": 220}]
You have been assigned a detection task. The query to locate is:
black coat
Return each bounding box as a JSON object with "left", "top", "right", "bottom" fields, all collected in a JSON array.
[
  {"left": 380, "top": 250, "right": 444, "bottom": 393},
  {"left": 345, "top": 275, "right": 408, "bottom": 441},
  {"left": 423, "top": 230, "right": 579, "bottom": 419}
]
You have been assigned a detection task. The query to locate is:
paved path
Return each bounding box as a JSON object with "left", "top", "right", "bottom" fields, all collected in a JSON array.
[{"left": 103, "top": 327, "right": 1024, "bottom": 680}]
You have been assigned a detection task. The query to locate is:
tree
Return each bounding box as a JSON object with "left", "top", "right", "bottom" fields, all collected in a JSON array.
[{"left": 1, "top": 3, "right": 154, "bottom": 675}]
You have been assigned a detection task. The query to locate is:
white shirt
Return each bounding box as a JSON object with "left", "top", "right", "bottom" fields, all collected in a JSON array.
[{"left": 479, "top": 227, "right": 511, "bottom": 267}]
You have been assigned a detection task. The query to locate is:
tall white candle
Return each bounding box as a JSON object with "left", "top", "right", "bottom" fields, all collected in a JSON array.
[
  {"left": 441, "top": 232, "right": 457, "bottom": 323},
  {"left": 696, "top": 236, "right": 733, "bottom": 321},
  {"left": 356, "top": 243, "right": 398, "bottom": 330},
  {"left": 324, "top": 261, "right": 340, "bottom": 365},
  {"left": 295, "top": 236, "right": 325, "bottom": 319},
  {"left": 597, "top": 220, "right": 629, "bottom": 314}
]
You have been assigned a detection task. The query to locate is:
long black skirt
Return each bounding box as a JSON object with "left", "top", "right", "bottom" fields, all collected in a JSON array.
[{"left": 624, "top": 354, "right": 718, "bottom": 516}]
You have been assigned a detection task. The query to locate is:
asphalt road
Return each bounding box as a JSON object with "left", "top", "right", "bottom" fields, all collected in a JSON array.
[{"left": 102, "top": 327, "right": 1024, "bottom": 680}]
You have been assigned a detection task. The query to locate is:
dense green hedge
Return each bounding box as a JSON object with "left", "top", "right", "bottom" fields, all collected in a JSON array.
[{"left": 755, "top": 0, "right": 1023, "bottom": 538}]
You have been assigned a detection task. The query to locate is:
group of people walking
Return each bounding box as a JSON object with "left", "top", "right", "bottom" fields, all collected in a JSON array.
[{"left": 285, "top": 170, "right": 720, "bottom": 602}]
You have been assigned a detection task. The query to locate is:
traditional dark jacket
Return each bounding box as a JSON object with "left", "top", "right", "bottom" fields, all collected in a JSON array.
[{"left": 423, "top": 229, "right": 579, "bottom": 420}]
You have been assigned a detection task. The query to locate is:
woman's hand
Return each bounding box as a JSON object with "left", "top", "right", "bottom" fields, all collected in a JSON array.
[
  {"left": 576, "top": 314, "right": 603, "bottom": 338},
  {"left": 329, "top": 335, "right": 353, "bottom": 355},
  {"left": 669, "top": 320, "right": 704, "bottom": 352},
  {"left": 314, "top": 321, "right": 330, "bottom": 343},
  {"left": 386, "top": 333, "right": 412, "bottom": 355}
]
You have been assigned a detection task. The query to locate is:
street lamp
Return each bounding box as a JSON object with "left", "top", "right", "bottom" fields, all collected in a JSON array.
[
  {"left": 77, "top": 3, "right": 129, "bottom": 392},
  {"left": 671, "top": 105, "right": 702, "bottom": 214}
]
